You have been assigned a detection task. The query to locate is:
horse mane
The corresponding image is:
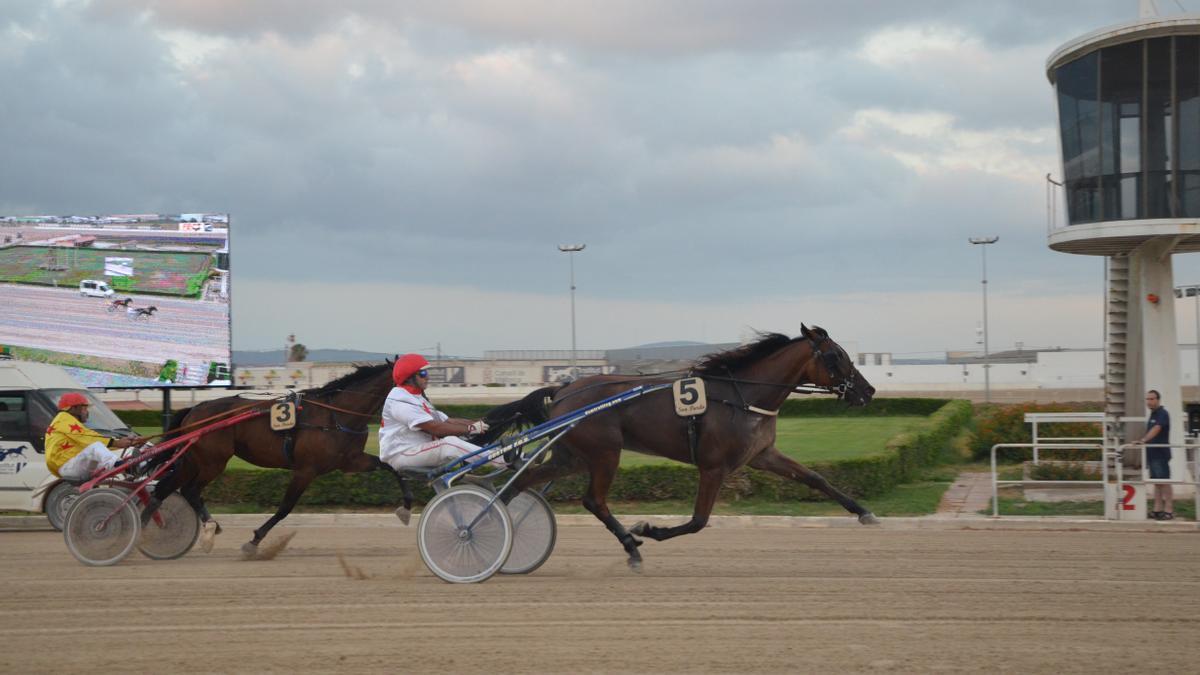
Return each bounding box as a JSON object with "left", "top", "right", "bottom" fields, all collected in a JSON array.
[
  {"left": 692, "top": 332, "right": 801, "bottom": 375},
  {"left": 306, "top": 361, "right": 392, "bottom": 394}
]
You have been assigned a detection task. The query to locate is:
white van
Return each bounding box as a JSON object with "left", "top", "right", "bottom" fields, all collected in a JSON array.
[
  {"left": 79, "top": 279, "right": 114, "bottom": 298},
  {"left": 0, "top": 361, "right": 134, "bottom": 529}
]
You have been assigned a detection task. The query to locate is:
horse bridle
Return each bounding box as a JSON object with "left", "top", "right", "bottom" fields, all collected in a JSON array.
[{"left": 809, "top": 334, "right": 856, "bottom": 400}]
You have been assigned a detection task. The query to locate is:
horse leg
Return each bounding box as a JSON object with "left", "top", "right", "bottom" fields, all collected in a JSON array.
[
  {"left": 242, "top": 470, "right": 315, "bottom": 558},
  {"left": 629, "top": 465, "right": 727, "bottom": 541},
  {"left": 178, "top": 481, "right": 224, "bottom": 552},
  {"left": 362, "top": 456, "right": 414, "bottom": 525},
  {"left": 507, "top": 444, "right": 586, "bottom": 499},
  {"left": 579, "top": 452, "right": 645, "bottom": 570},
  {"left": 748, "top": 446, "right": 879, "bottom": 524},
  {"left": 141, "top": 466, "right": 180, "bottom": 526}
]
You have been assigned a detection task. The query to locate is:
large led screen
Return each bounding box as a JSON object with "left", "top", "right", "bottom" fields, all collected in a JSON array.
[{"left": 0, "top": 213, "right": 232, "bottom": 387}]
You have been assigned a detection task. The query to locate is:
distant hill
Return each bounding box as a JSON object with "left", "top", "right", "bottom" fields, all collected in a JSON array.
[
  {"left": 235, "top": 341, "right": 721, "bottom": 366},
  {"left": 618, "top": 340, "right": 708, "bottom": 349},
  {"left": 233, "top": 349, "right": 394, "bottom": 366}
]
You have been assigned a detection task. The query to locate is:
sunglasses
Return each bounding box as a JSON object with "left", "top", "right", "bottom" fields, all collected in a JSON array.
[{"left": 418, "top": 369, "right": 429, "bottom": 378}]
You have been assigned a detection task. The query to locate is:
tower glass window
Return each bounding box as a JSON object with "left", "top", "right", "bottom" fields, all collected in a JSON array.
[{"left": 1055, "top": 35, "right": 1200, "bottom": 223}]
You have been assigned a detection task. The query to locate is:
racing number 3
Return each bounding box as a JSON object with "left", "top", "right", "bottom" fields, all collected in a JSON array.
[
  {"left": 270, "top": 402, "right": 296, "bottom": 431},
  {"left": 673, "top": 377, "right": 707, "bottom": 417}
]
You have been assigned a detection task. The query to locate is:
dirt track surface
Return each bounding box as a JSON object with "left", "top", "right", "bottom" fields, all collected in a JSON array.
[{"left": 3, "top": 523, "right": 1199, "bottom": 674}]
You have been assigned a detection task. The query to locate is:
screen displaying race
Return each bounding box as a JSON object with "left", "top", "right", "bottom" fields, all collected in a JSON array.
[{"left": 0, "top": 213, "right": 231, "bottom": 387}]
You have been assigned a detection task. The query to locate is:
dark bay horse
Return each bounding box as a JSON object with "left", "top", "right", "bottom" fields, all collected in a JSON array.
[
  {"left": 147, "top": 361, "right": 410, "bottom": 557},
  {"left": 484, "top": 325, "right": 878, "bottom": 569}
]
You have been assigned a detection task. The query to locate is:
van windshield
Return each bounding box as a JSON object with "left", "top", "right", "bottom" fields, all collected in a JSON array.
[{"left": 41, "top": 389, "right": 130, "bottom": 434}]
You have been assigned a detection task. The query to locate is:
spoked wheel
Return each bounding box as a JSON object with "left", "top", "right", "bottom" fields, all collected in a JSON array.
[
  {"left": 44, "top": 482, "right": 80, "bottom": 532},
  {"left": 500, "top": 489, "right": 557, "bottom": 575},
  {"left": 418, "top": 485, "right": 513, "bottom": 584},
  {"left": 63, "top": 488, "right": 141, "bottom": 567},
  {"left": 138, "top": 493, "right": 200, "bottom": 560}
]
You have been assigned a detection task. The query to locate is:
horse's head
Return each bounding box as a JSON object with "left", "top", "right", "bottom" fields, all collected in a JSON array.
[{"left": 800, "top": 324, "right": 875, "bottom": 406}]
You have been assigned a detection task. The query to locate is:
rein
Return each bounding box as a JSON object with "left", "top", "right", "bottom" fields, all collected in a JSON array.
[
  {"left": 299, "top": 398, "right": 377, "bottom": 436},
  {"left": 142, "top": 399, "right": 274, "bottom": 442},
  {"left": 548, "top": 335, "right": 855, "bottom": 418}
]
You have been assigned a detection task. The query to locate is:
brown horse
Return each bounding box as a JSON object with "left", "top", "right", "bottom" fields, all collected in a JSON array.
[
  {"left": 485, "top": 325, "right": 877, "bottom": 569},
  {"left": 147, "top": 361, "right": 410, "bottom": 556}
]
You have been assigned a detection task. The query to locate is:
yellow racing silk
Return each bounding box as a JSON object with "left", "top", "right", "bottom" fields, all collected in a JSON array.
[{"left": 44, "top": 411, "right": 112, "bottom": 477}]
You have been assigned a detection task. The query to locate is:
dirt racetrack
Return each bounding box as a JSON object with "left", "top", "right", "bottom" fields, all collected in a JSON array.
[{"left": 2, "top": 520, "right": 1199, "bottom": 674}]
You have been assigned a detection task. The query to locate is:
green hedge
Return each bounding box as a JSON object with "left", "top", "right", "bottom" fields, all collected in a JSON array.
[
  {"left": 198, "top": 399, "right": 972, "bottom": 507},
  {"left": 115, "top": 397, "right": 947, "bottom": 429}
]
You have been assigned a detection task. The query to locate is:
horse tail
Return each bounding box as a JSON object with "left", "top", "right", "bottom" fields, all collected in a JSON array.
[{"left": 473, "top": 385, "right": 562, "bottom": 445}]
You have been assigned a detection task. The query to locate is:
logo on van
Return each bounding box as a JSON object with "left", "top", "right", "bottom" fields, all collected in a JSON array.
[{"left": 0, "top": 445, "right": 29, "bottom": 474}]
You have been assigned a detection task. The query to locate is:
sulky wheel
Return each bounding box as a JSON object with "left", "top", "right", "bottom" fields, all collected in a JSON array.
[
  {"left": 417, "top": 485, "right": 513, "bottom": 584},
  {"left": 63, "top": 487, "right": 141, "bottom": 567},
  {"left": 138, "top": 492, "right": 200, "bottom": 560},
  {"left": 44, "top": 481, "right": 81, "bottom": 532},
  {"left": 499, "top": 489, "right": 557, "bottom": 575}
]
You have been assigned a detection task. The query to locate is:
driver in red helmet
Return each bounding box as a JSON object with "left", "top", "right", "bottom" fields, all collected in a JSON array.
[
  {"left": 45, "top": 392, "right": 142, "bottom": 480},
  {"left": 378, "top": 354, "right": 500, "bottom": 471}
]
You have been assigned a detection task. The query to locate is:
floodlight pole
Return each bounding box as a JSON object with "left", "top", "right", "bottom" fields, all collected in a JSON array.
[
  {"left": 970, "top": 237, "right": 999, "bottom": 404},
  {"left": 558, "top": 244, "right": 586, "bottom": 377}
]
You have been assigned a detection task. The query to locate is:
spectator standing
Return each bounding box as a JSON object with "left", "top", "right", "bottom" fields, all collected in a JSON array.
[{"left": 1137, "top": 389, "right": 1174, "bottom": 520}]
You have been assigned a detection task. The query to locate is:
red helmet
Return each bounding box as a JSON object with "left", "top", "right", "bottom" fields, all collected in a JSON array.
[
  {"left": 392, "top": 353, "right": 430, "bottom": 385},
  {"left": 57, "top": 392, "right": 90, "bottom": 410}
]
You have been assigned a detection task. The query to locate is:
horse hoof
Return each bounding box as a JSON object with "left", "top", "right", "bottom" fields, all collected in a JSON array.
[
  {"left": 629, "top": 521, "right": 648, "bottom": 536},
  {"left": 394, "top": 506, "right": 412, "bottom": 526},
  {"left": 200, "top": 521, "right": 218, "bottom": 553},
  {"left": 627, "top": 557, "right": 643, "bottom": 573},
  {"left": 858, "top": 512, "right": 880, "bottom": 525},
  {"left": 240, "top": 542, "right": 258, "bottom": 560}
]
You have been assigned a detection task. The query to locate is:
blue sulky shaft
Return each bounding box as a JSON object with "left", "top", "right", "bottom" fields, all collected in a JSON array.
[{"left": 433, "top": 382, "right": 673, "bottom": 489}]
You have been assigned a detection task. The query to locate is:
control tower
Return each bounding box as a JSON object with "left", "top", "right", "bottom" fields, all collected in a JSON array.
[{"left": 1047, "top": 4, "right": 1200, "bottom": 443}]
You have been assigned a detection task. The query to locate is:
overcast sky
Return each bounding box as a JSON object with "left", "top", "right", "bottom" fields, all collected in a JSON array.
[{"left": 5, "top": 0, "right": 1200, "bottom": 358}]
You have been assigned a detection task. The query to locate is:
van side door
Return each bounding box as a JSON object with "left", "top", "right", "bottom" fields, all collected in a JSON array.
[{"left": 0, "top": 391, "right": 51, "bottom": 507}]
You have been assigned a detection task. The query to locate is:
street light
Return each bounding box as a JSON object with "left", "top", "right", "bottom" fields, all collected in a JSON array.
[
  {"left": 969, "top": 237, "right": 999, "bottom": 404},
  {"left": 558, "top": 244, "right": 586, "bottom": 378},
  {"left": 1174, "top": 285, "right": 1200, "bottom": 396}
]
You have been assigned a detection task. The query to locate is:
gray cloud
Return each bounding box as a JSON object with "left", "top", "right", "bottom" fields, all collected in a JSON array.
[{"left": 4, "top": 0, "right": 1193, "bottom": 352}]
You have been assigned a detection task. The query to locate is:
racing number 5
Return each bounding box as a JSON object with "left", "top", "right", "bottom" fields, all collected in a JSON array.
[
  {"left": 678, "top": 379, "right": 700, "bottom": 405},
  {"left": 673, "top": 377, "right": 707, "bottom": 416}
]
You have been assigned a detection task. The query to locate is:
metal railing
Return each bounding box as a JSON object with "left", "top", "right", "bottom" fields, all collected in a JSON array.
[
  {"left": 990, "top": 441, "right": 1199, "bottom": 519},
  {"left": 1114, "top": 443, "right": 1200, "bottom": 520},
  {"left": 990, "top": 443, "right": 1107, "bottom": 517}
]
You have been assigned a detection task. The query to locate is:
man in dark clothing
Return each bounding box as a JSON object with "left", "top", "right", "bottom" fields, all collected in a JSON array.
[{"left": 1136, "top": 389, "right": 1174, "bottom": 520}]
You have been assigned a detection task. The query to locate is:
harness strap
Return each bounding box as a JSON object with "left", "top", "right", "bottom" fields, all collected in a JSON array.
[
  {"left": 708, "top": 397, "right": 779, "bottom": 417},
  {"left": 281, "top": 431, "right": 296, "bottom": 468},
  {"left": 687, "top": 415, "right": 701, "bottom": 464},
  {"left": 746, "top": 405, "right": 779, "bottom": 417}
]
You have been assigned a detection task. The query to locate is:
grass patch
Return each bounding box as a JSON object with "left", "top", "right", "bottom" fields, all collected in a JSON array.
[
  {"left": 988, "top": 497, "right": 1196, "bottom": 519},
  {"left": 619, "top": 416, "right": 925, "bottom": 468}
]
